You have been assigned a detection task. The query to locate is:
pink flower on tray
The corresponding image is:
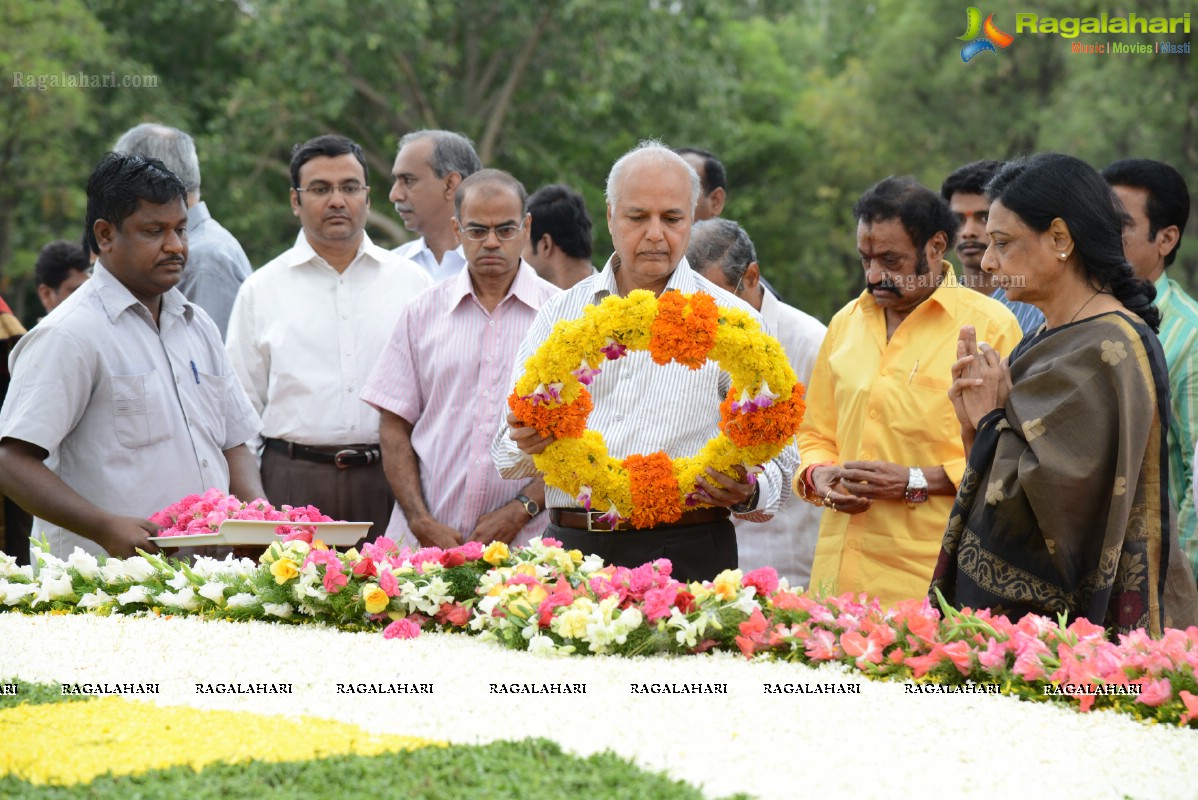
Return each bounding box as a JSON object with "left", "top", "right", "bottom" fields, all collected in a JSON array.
[{"left": 322, "top": 563, "right": 349, "bottom": 594}]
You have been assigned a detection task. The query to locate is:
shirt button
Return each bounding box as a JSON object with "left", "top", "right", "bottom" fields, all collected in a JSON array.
[
  {"left": 483, "top": 391, "right": 489, "bottom": 397},
  {"left": 869, "top": 410, "right": 878, "bottom": 419},
  {"left": 175, "top": 375, "right": 180, "bottom": 384},
  {"left": 616, "top": 414, "right": 624, "bottom": 421},
  {"left": 347, "top": 387, "right": 354, "bottom": 393},
  {"left": 881, "top": 369, "right": 889, "bottom": 376},
  {"left": 342, "top": 314, "right": 349, "bottom": 321},
  {"left": 202, "top": 459, "right": 209, "bottom": 468},
  {"left": 486, "top": 356, "right": 492, "bottom": 362},
  {"left": 489, "top": 321, "right": 494, "bottom": 327}
]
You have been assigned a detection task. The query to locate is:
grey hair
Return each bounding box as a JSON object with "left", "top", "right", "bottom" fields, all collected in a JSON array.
[
  {"left": 398, "top": 129, "right": 482, "bottom": 180},
  {"left": 687, "top": 218, "right": 756, "bottom": 285},
  {"left": 113, "top": 123, "right": 201, "bottom": 193},
  {"left": 604, "top": 139, "right": 701, "bottom": 213}
]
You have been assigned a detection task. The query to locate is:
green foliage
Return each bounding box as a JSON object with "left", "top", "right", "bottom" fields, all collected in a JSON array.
[
  {"left": 0, "top": 737, "right": 751, "bottom": 800},
  {"left": 0, "top": 0, "right": 1193, "bottom": 324}
]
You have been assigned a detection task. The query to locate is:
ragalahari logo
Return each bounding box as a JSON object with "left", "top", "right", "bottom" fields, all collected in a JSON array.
[{"left": 958, "top": 7, "right": 1015, "bottom": 61}]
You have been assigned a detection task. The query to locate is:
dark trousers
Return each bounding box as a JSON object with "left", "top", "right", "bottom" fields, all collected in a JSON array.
[
  {"left": 545, "top": 520, "right": 737, "bottom": 583},
  {"left": 261, "top": 446, "right": 393, "bottom": 544}
]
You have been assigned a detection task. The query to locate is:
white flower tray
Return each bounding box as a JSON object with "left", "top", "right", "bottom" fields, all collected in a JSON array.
[{"left": 149, "top": 520, "right": 371, "bottom": 547}]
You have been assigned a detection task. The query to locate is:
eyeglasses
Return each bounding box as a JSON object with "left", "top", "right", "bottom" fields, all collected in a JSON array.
[
  {"left": 295, "top": 183, "right": 369, "bottom": 198},
  {"left": 458, "top": 222, "right": 524, "bottom": 241}
]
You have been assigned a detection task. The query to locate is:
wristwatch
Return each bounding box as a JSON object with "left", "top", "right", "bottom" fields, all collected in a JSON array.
[
  {"left": 515, "top": 493, "right": 541, "bottom": 517},
  {"left": 905, "top": 467, "right": 929, "bottom": 507}
]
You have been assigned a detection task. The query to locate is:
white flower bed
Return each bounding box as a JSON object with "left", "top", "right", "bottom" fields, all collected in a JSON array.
[{"left": 2, "top": 613, "right": 1197, "bottom": 799}]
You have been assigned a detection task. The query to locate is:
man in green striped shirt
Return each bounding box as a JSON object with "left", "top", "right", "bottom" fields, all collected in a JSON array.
[{"left": 1103, "top": 159, "right": 1197, "bottom": 578}]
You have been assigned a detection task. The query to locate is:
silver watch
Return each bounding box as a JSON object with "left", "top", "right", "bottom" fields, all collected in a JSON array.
[{"left": 904, "top": 467, "right": 928, "bottom": 505}]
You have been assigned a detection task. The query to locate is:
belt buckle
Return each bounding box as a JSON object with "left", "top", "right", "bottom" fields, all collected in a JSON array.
[
  {"left": 334, "top": 449, "right": 358, "bottom": 469},
  {"left": 585, "top": 510, "right": 603, "bottom": 532}
]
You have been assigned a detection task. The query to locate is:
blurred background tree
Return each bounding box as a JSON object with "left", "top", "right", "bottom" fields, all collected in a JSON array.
[{"left": 0, "top": 0, "right": 1193, "bottom": 324}]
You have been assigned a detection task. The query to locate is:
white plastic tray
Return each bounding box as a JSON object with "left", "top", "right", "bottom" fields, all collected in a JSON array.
[{"left": 149, "top": 519, "right": 371, "bottom": 547}]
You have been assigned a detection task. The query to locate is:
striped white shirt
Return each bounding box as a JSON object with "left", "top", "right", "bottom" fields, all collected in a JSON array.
[
  {"left": 491, "top": 256, "right": 799, "bottom": 520},
  {"left": 362, "top": 263, "right": 559, "bottom": 549}
]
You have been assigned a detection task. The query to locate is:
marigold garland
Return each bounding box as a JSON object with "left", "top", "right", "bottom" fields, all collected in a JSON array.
[{"left": 507, "top": 290, "right": 805, "bottom": 529}]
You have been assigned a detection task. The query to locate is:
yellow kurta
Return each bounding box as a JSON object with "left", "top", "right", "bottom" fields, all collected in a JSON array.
[{"left": 798, "top": 264, "right": 1023, "bottom": 606}]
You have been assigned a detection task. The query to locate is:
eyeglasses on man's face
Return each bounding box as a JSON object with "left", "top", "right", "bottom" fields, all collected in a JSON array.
[
  {"left": 458, "top": 222, "right": 524, "bottom": 242},
  {"left": 295, "top": 182, "right": 369, "bottom": 198}
]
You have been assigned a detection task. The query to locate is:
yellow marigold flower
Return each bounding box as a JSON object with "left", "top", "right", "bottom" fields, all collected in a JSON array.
[
  {"left": 269, "top": 557, "right": 299, "bottom": 584},
  {"left": 483, "top": 541, "right": 510, "bottom": 566},
  {"left": 362, "top": 583, "right": 390, "bottom": 614}
]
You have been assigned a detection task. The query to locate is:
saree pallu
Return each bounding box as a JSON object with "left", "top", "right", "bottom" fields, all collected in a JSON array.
[{"left": 930, "top": 312, "right": 1198, "bottom": 635}]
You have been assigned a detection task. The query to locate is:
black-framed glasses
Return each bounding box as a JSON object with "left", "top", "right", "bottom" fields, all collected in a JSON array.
[
  {"left": 458, "top": 222, "right": 524, "bottom": 241},
  {"left": 295, "top": 183, "right": 369, "bottom": 198}
]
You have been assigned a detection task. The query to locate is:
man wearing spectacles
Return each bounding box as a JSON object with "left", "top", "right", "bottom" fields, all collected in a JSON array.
[
  {"left": 226, "top": 135, "right": 432, "bottom": 542},
  {"left": 364, "top": 169, "right": 558, "bottom": 550},
  {"left": 390, "top": 130, "right": 482, "bottom": 282}
]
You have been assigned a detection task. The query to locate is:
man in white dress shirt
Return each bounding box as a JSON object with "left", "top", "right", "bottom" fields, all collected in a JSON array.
[
  {"left": 389, "top": 130, "right": 482, "bottom": 282},
  {"left": 688, "top": 218, "right": 827, "bottom": 588},
  {"left": 494, "top": 141, "right": 799, "bottom": 581},
  {"left": 226, "top": 135, "right": 432, "bottom": 538},
  {"left": 0, "top": 152, "right": 264, "bottom": 559}
]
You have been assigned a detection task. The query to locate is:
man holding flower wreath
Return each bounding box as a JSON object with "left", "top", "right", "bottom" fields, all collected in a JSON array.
[{"left": 492, "top": 141, "right": 799, "bottom": 582}]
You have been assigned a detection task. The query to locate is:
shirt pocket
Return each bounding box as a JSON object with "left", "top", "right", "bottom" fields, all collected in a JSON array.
[
  {"left": 191, "top": 369, "right": 232, "bottom": 443},
  {"left": 110, "top": 371, "right": 174, "bottom": 449}
]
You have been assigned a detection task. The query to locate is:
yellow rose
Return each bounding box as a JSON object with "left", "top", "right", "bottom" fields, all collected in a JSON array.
[
  {"left": 568, "top": 550, "right": 584, "bottom": 564},
  {"left": 514, "top": 562, "right": 538, "bottom": 577},
  {"left": 362, "top": 583, "right": 390, "bottom": 614},
  {"left": 269, "top": 558, "right": 299, "bottom": 584},
  {"left": 483, "top": 541, "right": 510, "bottom": 566},
  {"left": 712, "top": 569, "right": 743, "bottom": 601}
]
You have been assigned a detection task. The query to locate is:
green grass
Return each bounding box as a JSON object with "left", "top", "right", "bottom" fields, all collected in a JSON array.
[{"left": 0, "top": 677, "right": 91, "bottom": 710}]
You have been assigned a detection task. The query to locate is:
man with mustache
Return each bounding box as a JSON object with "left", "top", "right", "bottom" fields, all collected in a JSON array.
[
  {"left": 390, "top": 130, "right": 482, "bottom": 281},
  {"left": 226, "top": 135, "right": 431, "bottom": 539},
  {"left": 940, "top": 160, "right": 1044, "bottom": 335},
  {"left": 795, "top": 176, "right": 1021, "bottom": 607},
  {"left": 0, "top": 152, "right": 265, "bottom": 559}
]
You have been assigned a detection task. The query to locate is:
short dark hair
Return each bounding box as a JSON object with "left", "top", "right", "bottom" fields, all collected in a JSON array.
[
  {"left": 85, "top": 152, "right": 188, "bottom": 255},
  {"left": 527, "top": 184, "right": 593, "bottom": 260},
  {"left": 853, "top": 176, "right": 958, "bottom": 252},
  {"left": 35, "top": 240, "right": 90, "bottom": 290},
  {"left": 989, "top": 152, "right": 1160, "bottom": 332},
  {"left": 399, "top": 130, "right": 482, "bottom": 180},
  {"left": 674, "top": 147, "right": 726, "bottom": 195},
  {"left": 687, "top": 218, "right": 756, "bottom": 285},
  {"left": 940, "top": 160, "right": 1003, "bottom": 202},
  {"left": 454, "top": 168, "right": 528, "bottom": 217},
  {"left": 1101, "top": 158, "right": 1190, "bottom": 268},
  {"left": 289, "top": 134, "right": 368, "bottom": 190}
]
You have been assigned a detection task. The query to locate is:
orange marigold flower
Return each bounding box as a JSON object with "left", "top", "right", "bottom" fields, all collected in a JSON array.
[
  {"left": 508, "top": 389, "right": 594, "bottom": 440},
  {"left": 719, "top": 383, "right": 807, "bottom": 447},
  {"left": 623, "top": 451, "right": 683, "bottom": 528},
  {"left": 648, "top": 291, "right": 719, "bottom": 369}
]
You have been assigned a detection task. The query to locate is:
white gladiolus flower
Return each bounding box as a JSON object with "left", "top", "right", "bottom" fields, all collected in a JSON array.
[
  {"left": 120, "top": 557, "right": 157, "bottom": 583},
  {"left": 197, "top": 582, "right": 227, "bottom": 604},
  {"left": 263, "top": 602, "right": 293, "bottom": 619},
  {"left": 77, "top": 589, "right": 113, "bottom": 609},
  {"left": 66, "top": 548, "right": 100, "bottom": 581},
  {"left": 0, "top": 553, "right": 18, "bottom": 579},
  {"left": 226, "top": 592, "right": 260, "bottom": 609},
  {"left": 99, "top": 561, "right": 129, "bottom": 585},
  {"left": 116, "top": 585, "right": 152, "bottom": 605},
  {"left": 0, "top": 581, "right": 37, "bottom": 606},
  {"left": 166, "top": 572, "right": 191, "bottom": 591}
]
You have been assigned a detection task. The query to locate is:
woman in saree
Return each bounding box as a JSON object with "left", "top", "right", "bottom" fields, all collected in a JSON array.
[{"left": 930, "top": 153, "right": 1198, "bottom": 635}]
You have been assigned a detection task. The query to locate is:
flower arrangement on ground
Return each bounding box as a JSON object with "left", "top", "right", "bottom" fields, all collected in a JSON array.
[
  {"left": 507, "top": 290, "right": 805, "bottom": 528},
  {"left": 4, "top": 533, "right": 1198, "bottom": 728}
]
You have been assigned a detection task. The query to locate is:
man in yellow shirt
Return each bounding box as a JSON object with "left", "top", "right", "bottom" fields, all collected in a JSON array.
[{"left": 796, "top": 176, "right": 1022, "bottom": 607}]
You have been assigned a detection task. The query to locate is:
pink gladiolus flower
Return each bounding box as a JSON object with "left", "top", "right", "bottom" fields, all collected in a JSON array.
[
  {"left": 304, "top": 549, "right": 340, "bottom": 568},
  {"left": 600, "top": 338, "right": 627, "bottom": 360},
  {"left": 323, "top": 564, "right": 349, "bottom": 594},
  {"left": 383, "top": 618, "right": 422, "bottom": 640},
  {"left": 1065, "top": 617, "right": 1107, "bottom": 642},
  {"left": 642, "top": 586, "right": 677, "bottom": 622},
  {"left": 378, "top": 567, "right": 398, "bottom": 597},
  {"left": 1179, "top": 690, "right": 1198, "bottom": 724},
  {"left": 576, "top": 485, "right": 593, "bottom": 512},
  {"left": 571, "top": 359, "right": 602, "bottom": 385},
  {"left": 805, "top": 629, "right": 839, "bottom": 661},
  {"left": 977, "top": 638, "right": 1013, "bottom": 672},
  {"left": 457, "top": 541, "right": 485, "bottom": 561},
  {"left": 770, "top": 590, "right": 804, "bottom": 611},
  {"left": 1012, "top": 649, "right": 1048, "bottom": 682},
  {"left": 743, "top": 567, "right": 779, "bottom": 598},
  {"left": 940, "top": 641, "right": 973, "bottom": 676},
  {"left": 351, "top": 558, "right": 377, "bottom": 578},
  {"left": 841, "top": 630, "right": 884, "bottom": 669},
  {"left": 1136, "top": 678, "right": 1173, "bottom": 707}
]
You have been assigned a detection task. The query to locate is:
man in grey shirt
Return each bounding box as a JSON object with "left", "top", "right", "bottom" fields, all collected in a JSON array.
[{"left": 114, "top": 123, "right": 251, "bottom": 338}]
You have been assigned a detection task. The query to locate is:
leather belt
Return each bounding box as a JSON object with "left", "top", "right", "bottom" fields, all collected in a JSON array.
[
  {"left": 549, "top": 506, "right": 730, "bottom": 532},
  {"left": 264, "top": 438, "right": 381, "bottom": 470}
]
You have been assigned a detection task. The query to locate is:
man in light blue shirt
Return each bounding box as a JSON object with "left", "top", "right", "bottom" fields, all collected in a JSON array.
[{"left": 941, "top": 161, "right": 1044, "bottom": 336}]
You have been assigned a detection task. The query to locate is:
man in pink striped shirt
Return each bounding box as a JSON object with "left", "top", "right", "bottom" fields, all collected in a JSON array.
[{"left": 362, "top": 170, "right": 559, "bottom": 550}]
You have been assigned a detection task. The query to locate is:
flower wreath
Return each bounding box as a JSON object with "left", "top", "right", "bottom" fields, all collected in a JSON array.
[{"left": 508, "top": 290, "right": 805, "bottom": 530}]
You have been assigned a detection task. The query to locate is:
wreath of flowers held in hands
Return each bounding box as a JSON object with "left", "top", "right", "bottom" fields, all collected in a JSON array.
[{"left": 508, "top": 290, "right": 805, "bottom": 529}]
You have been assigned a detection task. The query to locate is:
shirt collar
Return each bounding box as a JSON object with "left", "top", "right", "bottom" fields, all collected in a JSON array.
[
  {"left": 282, "top": 230, "right": 375, "bottom": 269},
  {"left": 592, "top": 253, "right": 692, "bottom": 300},
  {"left": 91, "top": 261, "right": 194, "bottom": 325},
  {"left": 1154, "top": 272, "right": 1173, "bottom": 304},
  {"left": 186, "top": 201, "right": 211, "bottom": 228},
  {"left": 448, "top": 261, "right": 546, "bottom": 310},
  {"left": 759, "top": 283, "right": 781, "bottom": 330}
]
